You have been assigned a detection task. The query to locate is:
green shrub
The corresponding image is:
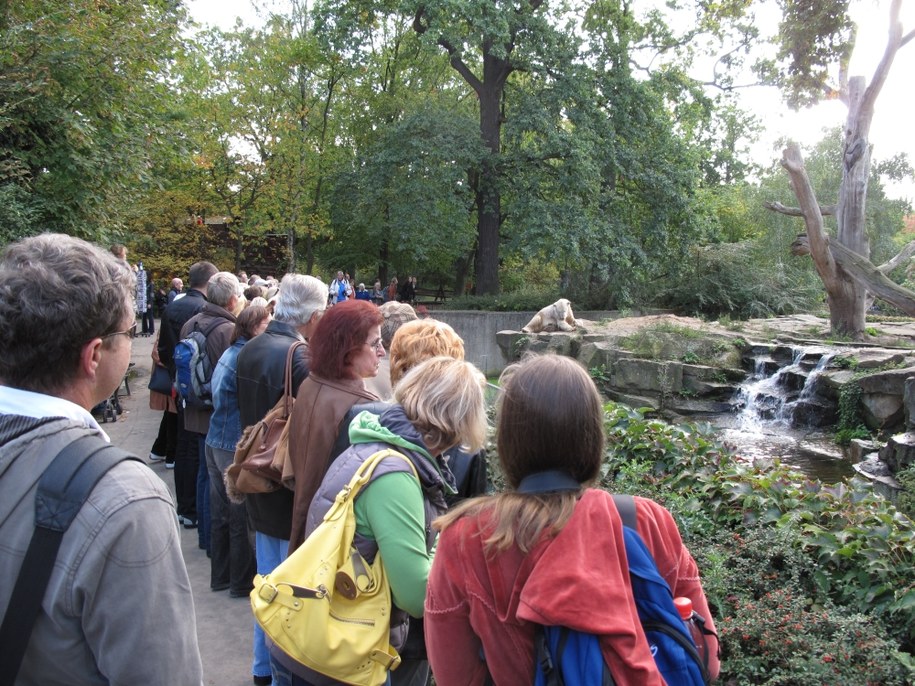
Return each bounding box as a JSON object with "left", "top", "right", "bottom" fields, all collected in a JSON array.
[
  {"left": 600, "top": 402, "right": 915, "bottom": 656},
  {"left": 445, "top": 288, "right": 561, "bottom": 312},
  {"left": 718, "top": 587, "right": 909, "bottom": 685},
  {"left": 655, "top": 242, "right": 821, "bottom": 319},
  {"left": 898, "top": 465, "right": 915, "bottom": 520}
]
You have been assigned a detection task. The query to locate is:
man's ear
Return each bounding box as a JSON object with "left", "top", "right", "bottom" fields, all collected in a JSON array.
[{"left": 80, "top": 337, "right": 103, "bottom": 381}]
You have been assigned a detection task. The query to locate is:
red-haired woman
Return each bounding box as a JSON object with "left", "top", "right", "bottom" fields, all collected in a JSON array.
[{"left": 285, "top": 299, "right": 385, "bottom": 553}]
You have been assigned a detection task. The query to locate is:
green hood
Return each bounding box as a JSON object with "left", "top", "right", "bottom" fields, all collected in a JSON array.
[{"left": 347, "top": 410, "right": 434, "bottom": 461}]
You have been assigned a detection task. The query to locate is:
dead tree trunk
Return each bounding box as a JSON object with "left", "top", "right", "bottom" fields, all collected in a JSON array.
[{"left": 768, "top": 0, "right": 913, "bottom": 339}]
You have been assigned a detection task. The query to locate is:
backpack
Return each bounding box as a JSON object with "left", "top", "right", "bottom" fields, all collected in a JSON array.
[
  {"left": 0, "top": 424, "right": 139, "bottom": 685},
  {"left": 173, "top": 318, "right": 223, "bottom": 408},
  {"left": 518, "top": 473, "right": 711, "bottom": 686}
]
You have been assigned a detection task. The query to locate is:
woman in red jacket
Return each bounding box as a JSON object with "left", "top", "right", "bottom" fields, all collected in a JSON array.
[{"left": 424, "top": 354, "right": 720, "bottom": 685}]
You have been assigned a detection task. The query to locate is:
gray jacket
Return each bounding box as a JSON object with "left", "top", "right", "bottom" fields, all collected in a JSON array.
[{"left": 0, "top": 416, "right": 203, "bottom": 686}]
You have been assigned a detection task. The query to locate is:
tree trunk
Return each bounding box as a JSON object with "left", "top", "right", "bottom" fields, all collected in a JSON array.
[
  {"left": 472, "top": 56, "right": 506, "bottom": 296},
  {"left": 773, "top": 2, "right": 910, "bottom": 339},
  {"left": 789, "top": 234, "right": 915, "bottom": 316}
]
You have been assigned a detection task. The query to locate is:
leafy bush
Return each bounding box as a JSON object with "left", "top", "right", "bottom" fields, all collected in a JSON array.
[
  {"left": 898, "top": 465, "right": 915, "bottom": 520},
  {"left": 599, "top": 402, "right": 915, "bottom": 677},
  {"left": 655, "top": 242, "right": 821, "bottom": 319},
  {"left": 717, "top": 587, "right": 909, "bottom": 685},
  {"left": 445, "top": 287, "right": 561, "bottom": 312}
]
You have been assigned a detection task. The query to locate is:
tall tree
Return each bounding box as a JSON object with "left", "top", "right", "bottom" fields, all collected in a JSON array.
[
  {"left": 765, "top": 0, "right": 915, "bottom": 336},
  {"left": 412, "top": 0, "right": 564, "bottom": 295},
  {"left": 0, "top": 0, "right": 188, "bottom": 242}
]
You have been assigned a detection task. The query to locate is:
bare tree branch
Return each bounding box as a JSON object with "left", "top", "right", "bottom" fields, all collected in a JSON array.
[
  {"left": 877, "top": 240, "right": 915, "bottom": 274},
  {"left": 781, "top": 143, "right": 838, "bottom": 282},
  {"left": 764, "top": 201, "right": 836, "bottom": 217},
  {"left": 860, "top": 0, "right": 904, "bottom": 119}
]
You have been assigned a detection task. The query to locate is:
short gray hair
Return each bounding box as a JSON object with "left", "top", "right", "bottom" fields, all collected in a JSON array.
[
  {"left": 273, "top": 274, "right": 327, "bottom": 326},
  {"left": 207, "top": 271, "right": 239, "bottom": 308},
  {"left": 0, "top": 233, "right": 134, "bottom": 393}
]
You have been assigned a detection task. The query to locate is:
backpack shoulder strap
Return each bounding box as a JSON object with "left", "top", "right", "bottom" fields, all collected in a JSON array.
[
  {"left": 611, "top": 493, "right": 637, "bottom": 530},
  {"left": 0, "top": 434, "right": 140, "bottom": 685}
]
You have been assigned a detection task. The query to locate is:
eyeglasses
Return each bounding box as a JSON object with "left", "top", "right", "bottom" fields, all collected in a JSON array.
[
  {"left": 102, "top": 322, "right": 137, "bottom": 341},
  {"left": 368, "top": 337, "right": 384, "bottom": 352}
]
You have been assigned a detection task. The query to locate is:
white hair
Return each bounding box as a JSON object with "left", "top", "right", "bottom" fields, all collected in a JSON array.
[{"left": 273, "top": 274, "right": 327, "bottom": 326}]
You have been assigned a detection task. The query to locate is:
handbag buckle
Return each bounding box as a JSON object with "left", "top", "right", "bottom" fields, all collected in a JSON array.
[{"left": 257, "top": 583, "right": 279, "bottom": 603}]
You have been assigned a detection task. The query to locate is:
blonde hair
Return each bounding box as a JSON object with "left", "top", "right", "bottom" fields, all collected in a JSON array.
[
  {"left": 435, "top": 354, "right": 605, "bottom": 554},
  {"left": 389, "top": 319, "right": 464, "bottom": 386},
  {"left": 394, "top": 357, "right": 487, "bottom": 455}
]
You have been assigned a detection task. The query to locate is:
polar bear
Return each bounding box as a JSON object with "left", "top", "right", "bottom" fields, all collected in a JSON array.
[{"left": 521, "top": 298, "right": 577, "bottom": 333}]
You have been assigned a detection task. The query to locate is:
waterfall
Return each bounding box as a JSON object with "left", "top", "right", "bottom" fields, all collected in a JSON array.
[
  {"left": 715, "top": 344, "right": 851, "bottom": 481},
  {"left": 734, "top": 345, "right": 835, "bottom": 432}
]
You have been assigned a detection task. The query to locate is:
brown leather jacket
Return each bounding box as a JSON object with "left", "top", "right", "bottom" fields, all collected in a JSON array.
[{"left": 286, "top": 373, "right": 377, "bottom": 553}]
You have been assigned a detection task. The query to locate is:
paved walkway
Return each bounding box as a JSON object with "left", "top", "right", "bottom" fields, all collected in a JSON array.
[{"left": 104, "top": 331, "right": 254, "bottom": 686}]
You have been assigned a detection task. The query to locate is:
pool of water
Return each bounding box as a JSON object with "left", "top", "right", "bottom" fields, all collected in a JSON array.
[{"left": 710, "top": 415, "right": 856, "bottom": 484}]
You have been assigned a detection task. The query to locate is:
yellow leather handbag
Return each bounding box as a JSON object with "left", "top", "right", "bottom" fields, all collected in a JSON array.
[{"left": 251, "top": 449, "right": 417, "bottom": 686}]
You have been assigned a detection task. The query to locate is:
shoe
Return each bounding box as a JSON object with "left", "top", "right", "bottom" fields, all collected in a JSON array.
[
  {"left": 148, "top": 452, "right": 166, "bottom": 462},
  {"left": 253, "top": 676, "right": 271, "bottom": 686},
  {"left": 165, "top": 461, "right": 175, "bottom": 469},
  {"left": 230, "top": 587, "right": 253, "bottom": 598},
  {"left": 177, "top": 515, "right": 197, "bottom": 529},
  {"left": 211, "top": 582, "right": 230, "bottom": 592}
]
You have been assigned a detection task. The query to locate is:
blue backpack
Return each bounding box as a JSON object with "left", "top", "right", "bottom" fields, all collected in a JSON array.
[
  {"left": 173, "top": 318, "right": 222, "bottom": 409},
  {"left": 517, "top": 473, "right": 711, "bottom": 686}
]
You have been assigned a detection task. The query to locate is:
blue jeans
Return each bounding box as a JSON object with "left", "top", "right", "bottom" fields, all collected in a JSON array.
[{"left": 255, "top": 532, "right": 289, "bottom": 679}]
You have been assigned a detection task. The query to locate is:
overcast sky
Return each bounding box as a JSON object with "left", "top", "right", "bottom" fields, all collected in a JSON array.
[{"left": 185, "top": 0, "right": 915, "bottom": 202}]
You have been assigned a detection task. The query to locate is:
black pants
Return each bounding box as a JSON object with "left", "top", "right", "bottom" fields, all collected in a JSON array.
[
  {"left": 206, "top": 444, "right": 255, "bottom": 594},
  {"left": 141, "top": 307, "right": 155, "bottom": 335},
  {"left": 174, "top": 404, "right": 198, "bottom": 522},
  {"left": 150, "top": 410, "right": 177, "bottom": 461}
]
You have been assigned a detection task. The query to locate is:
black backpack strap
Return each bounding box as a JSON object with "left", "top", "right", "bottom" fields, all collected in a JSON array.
[
  {"left": 0, "top": 434, "right": 139, "bottom": 685},
  {"left": 611, "top": 493, "right": 637, "bottom": 530}
]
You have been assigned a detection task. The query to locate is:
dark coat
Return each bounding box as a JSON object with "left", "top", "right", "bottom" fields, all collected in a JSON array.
[{"left": 234, "top": 319, "right": 309, "bottom": 541}]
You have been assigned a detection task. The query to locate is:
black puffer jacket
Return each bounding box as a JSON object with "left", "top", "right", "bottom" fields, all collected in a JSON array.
[{"left": 234, "top": 319, "right": 309, "bottom": 541}]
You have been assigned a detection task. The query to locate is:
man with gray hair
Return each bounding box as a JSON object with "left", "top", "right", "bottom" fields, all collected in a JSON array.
[
  {"left": 179, "top": 270, "right": 240, "bottom": 559},
  {"left": 0, "top": 234, "right": 202, "bottom": 684},
  {"left": 235, "top": 271, "right": 326, "bottom": 684}
]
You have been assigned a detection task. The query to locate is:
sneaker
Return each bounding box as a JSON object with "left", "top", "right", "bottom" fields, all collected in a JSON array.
[
  {"left": 148, "top": 452, "right": 166, "bottom": 462},
  {"left": 253, "top": 676, "right": 272, "bottom": 686},
  {"left": 165, "top": 461, "right": 175, "bottom": 469}
]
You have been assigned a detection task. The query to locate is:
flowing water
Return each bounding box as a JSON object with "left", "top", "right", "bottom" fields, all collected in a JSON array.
[{"left": 708, "top": 346, "right": 856, "bottom": 484}]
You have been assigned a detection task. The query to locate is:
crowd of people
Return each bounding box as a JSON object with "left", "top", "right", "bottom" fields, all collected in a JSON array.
[{"left": 0, "top": 236, "right": 719, "bottom": 686}]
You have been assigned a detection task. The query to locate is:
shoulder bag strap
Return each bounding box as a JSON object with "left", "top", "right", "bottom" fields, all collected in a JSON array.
[
  {"left": 281, "top": 341, "right": 306, "bottom": 418},
  {"left": 611, "top": 493, "right": 638, "bottom": 530},
  {"left": 0, "top": 435, "right": 140, "bottom": 686},
  {"left": 325, "top": 449, "right": 418, "bottom": 521}
]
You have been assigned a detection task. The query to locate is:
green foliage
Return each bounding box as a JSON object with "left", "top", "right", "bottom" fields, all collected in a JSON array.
[
  {"left": 898, "top": 465, "right": 915, "bottom": 520},
  {"left": 0, "top": 0, "right": 190, "bottom": 240},
  {"left": 765, "top": 0, "right": 855, "bottom": 108},
  {"left": 588, "top": 365, "right": 611, "bottom": 385},
  {"left": 445, "top": 288, "right": 561, "bottom": 312},
  {"left": 600, "top": 402, "right": 915, "bottom": 666},
  {"left": 835, "top": 382, "right": 867, "bottom": 445},
  {"left": 656, "top": 241, "right": 822, "bottom": 319}
]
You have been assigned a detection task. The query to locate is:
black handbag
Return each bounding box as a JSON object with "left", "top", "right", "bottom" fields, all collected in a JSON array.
[{"left": 147, "top": 364, "right": 173, "bottom": 395}]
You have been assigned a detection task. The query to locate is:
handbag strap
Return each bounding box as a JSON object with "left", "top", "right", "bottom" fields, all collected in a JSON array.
[
  {"left": 325, "top": 449, "right": 418, "bottom": 521},
  {"left": 282, "top": 341, "right": 306, "bottom": 418}
]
